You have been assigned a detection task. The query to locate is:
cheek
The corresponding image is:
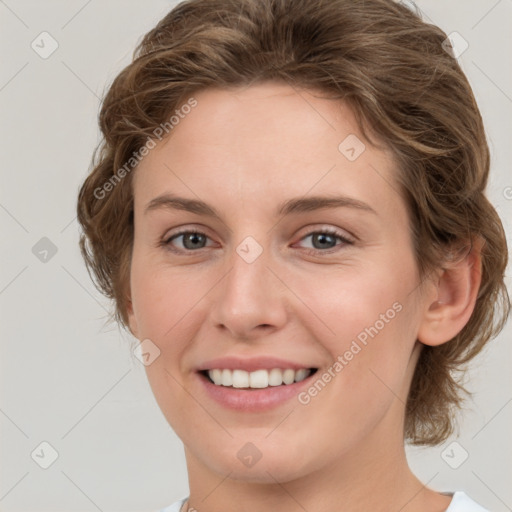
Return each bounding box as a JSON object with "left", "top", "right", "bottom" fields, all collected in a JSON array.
[
  {"left": 295, "top": 280, "right": 417, "bottom": 449},
  {"left": 131, "top": 261, "right": 202, "bottom": 340},
  {"left": 298, "top": 262, "right": 412, "bottom": 343},
  {"left": 129, "top": 263, "right": 206, "bottom": 427},
  {"left": 298, "top": 257, "right": 418, "bottom": 393}
]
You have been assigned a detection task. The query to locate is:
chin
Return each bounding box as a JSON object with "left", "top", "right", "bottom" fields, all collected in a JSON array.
[
  {"left": 217, "top": 457, "right": 311, "bottom": 483},
  {"left": 190, "top": 439, "right": 317, "bottom": 484}
]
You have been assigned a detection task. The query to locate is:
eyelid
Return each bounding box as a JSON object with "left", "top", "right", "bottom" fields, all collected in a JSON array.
[
  {"left": 161, "top": 224, "right": 355, "bottom": 255},
  {"left": 292, "top": 227, "right": 355, "bottom": 254},
  {"left": 162, "top": 228, "right": 215, "bottom": 249},
  {"left": 294, "top": 224, "right": 356, "bottom": 243},
  {"left": 161, "top": 224, "right": 216, "bottom": 243},
  {"left": 162, "top": 223, "right": 355, "bottom": 242}
]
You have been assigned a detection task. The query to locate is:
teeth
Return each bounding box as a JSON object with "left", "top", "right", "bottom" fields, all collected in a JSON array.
[
  {"left": 282, "top": 368, "right": 295, "bottom": 385},
  {"left": 232, "top": 369, "right": 249, "bottom": 388},
  {"left": 221, "top": 369, "right": 232, "bottom": 386},
  {"left": 249, "top": 369, "right": 268, "bottom": 388},
  {"left": 206, "top": 368, "right": 312, "bottom": 389},
  {"left": 211, "top": 369, "right": 222, "bottom": 385},
  {"left": 294, "top": 368, "right": 309, "bottom": 382},
  {"left": 268, "top": 368, "right": 283, "bottom": 386}
]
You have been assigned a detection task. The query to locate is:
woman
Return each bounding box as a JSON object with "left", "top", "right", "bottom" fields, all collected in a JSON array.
[{"left": 77, "top": 0, "right": 510, "bottom": 510}]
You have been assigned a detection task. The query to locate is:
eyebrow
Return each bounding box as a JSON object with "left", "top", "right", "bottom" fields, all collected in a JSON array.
[{"left": 144, "top": 193, "right": 377, "bottom": 218}]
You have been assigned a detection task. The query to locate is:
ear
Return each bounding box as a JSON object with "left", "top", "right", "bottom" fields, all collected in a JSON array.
[
  {"left": 126, "top": 297, "right": 139, "bottom": 339},
  {"left": 417, "top": 236, "right": 484, "bottom": 347}
]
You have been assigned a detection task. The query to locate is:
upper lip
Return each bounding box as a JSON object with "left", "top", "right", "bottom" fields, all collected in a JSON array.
[{"left": 196, "top": 356, "right": 317, "bottom": 373}]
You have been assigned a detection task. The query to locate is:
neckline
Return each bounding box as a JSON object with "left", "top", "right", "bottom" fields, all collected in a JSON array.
[{"left": 178, "top": 492, "right": 470, "bottom": 512}]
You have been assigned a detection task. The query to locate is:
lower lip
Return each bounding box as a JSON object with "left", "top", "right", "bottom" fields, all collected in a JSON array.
[{"left": 197, "top": 371, "right": 317, "bottom": 411}]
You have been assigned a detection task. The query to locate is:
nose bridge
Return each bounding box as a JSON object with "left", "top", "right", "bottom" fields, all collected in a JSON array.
[{"left": 210, "top": 234, "right": 287, "bottom": 337}]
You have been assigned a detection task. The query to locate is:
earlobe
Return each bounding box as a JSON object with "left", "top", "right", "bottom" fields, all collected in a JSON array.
[{"left": 417, "top": 237, "right": 484, "bottom": 347}]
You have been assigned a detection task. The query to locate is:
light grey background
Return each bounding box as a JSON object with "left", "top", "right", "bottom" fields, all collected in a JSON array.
[{"left": 0, "top": 1, "right": 510, "bottom": 511}]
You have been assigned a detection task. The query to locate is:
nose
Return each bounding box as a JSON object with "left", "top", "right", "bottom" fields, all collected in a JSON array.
[{"left": 209, "top": 241, "right": 289, "bottom": 341}]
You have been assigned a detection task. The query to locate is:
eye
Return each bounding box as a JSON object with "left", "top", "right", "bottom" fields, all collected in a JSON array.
[
  {"left": 162, "top": 229, "right": 213, "bottom": 252},
  {"left": 295, "top": 228, "right": 354, "bottom": 254},
  {"left": 160, "top": 227, "right": 354, "bottom": 255}
]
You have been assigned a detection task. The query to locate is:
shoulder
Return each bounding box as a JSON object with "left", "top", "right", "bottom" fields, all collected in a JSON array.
[
  {"left": 158, "top": 496, "right": 188, "bottom": 512},
  {"left": 446, "top": 492, "right": 489, "bottom": 512}
]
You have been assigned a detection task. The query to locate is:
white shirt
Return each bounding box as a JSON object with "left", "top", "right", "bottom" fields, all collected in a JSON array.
[{"left": 158, "top": 491, "right": 489, "bottom": 511}]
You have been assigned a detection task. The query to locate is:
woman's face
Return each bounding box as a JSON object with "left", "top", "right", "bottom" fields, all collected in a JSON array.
[{"left": 128, "top": 82, "right": 434, "bottom": 481}]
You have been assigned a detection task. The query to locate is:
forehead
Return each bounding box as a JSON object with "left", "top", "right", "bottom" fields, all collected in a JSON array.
[{"left": 133, "top": 82, "right": 404, "bottom": 221}]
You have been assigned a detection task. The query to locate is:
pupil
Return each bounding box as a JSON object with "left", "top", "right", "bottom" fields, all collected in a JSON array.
[
  {"left": 184, "top": 233, "right": 204, "bottom": 249},
  {"left": 314, "top": 233, "right": 335, "bottom": 249}
]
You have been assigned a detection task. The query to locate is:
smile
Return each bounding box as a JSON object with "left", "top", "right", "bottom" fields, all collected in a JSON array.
[
  {"left": 203, "top": 368, "right": 315, "bottom": 389},
  {"left": 196, "top": 367, "right": 319, "bottom": 411}
]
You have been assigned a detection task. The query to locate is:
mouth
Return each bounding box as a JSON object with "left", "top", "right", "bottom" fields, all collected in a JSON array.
[
  {"left": 199, "top": 367, "right": 318, "bottom": 389},
  {"left": 195, "top": 366, "right": 319, "bottom": 411}
]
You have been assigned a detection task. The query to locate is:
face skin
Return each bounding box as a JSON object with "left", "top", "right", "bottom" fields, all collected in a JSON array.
[{"left": 127, "top": 82, "right": 481, "bottom": 512}]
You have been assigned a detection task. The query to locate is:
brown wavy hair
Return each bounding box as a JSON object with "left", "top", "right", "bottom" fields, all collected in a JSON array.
[{"left": 76, "top": 0, "right": 510, "bottom": 445}]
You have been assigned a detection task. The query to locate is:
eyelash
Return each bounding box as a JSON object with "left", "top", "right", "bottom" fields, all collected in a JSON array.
[{"left": 160, "top": 227, "right": 354, "bottom": 256}]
